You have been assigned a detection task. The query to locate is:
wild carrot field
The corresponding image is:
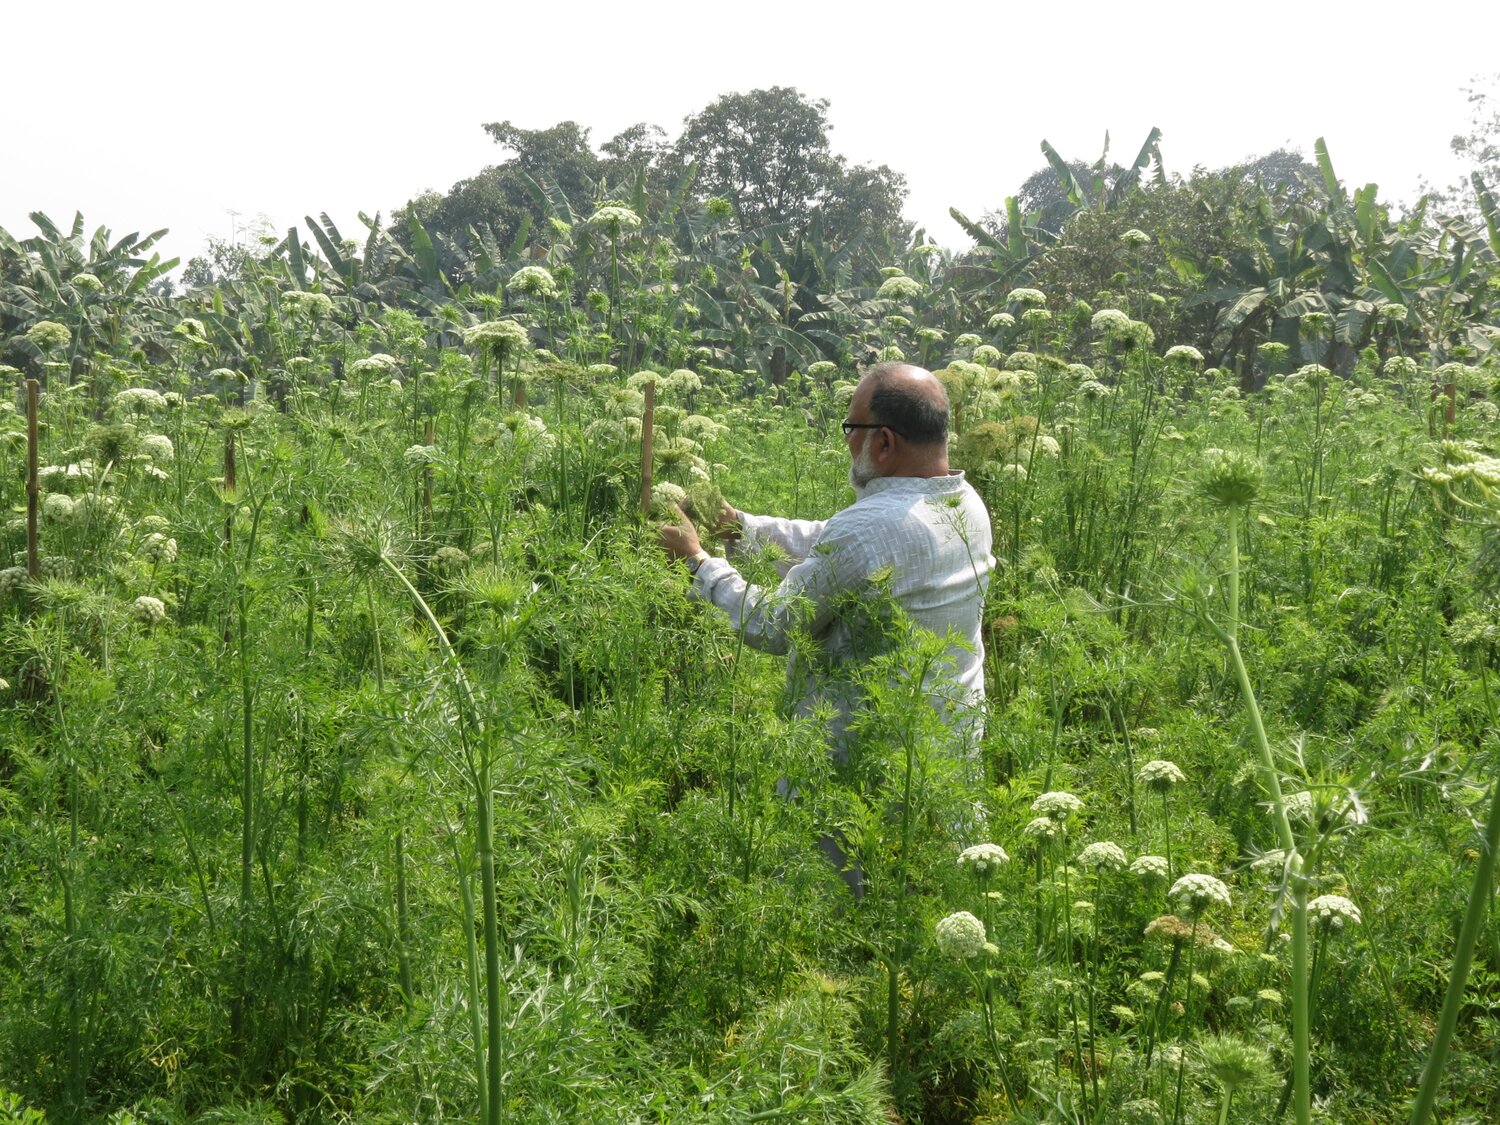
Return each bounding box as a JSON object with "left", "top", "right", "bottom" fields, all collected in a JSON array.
[{"left": 3, "top": 112, "right": 1500, "bottom": 1124}]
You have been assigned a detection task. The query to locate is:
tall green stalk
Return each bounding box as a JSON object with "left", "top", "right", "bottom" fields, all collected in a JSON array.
[
  {"left": 1408, "top": 753, "right": 1500, "bottom": 1124},
  {"left": 1212, "top": 498, "right": 1310, "bottom": 1125},
  {"left": 379, "top": 554, "right": 505, "bottom": 1125}
]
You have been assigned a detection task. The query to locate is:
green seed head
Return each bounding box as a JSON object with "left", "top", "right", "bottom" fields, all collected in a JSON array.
[{"left": 1199, "top": 450, "right": 1262, "bottom": 511}]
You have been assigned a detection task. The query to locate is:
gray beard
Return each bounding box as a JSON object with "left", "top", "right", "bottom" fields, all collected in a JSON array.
[{"left": 848, "top": 443, "right": 878, "bottom": 495}]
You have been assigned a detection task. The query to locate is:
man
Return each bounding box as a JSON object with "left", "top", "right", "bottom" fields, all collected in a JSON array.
[{"left": 658, "top": 361, "right": 995, "bottom": 760}]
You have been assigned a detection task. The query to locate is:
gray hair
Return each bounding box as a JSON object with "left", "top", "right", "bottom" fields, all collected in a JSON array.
[{"left": 863, "top": 361, "right": 948, "bottom": 445}]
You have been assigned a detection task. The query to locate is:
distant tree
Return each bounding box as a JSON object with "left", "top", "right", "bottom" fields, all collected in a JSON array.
[
  {"left": 816, "top": 162, "right": 912, "bottom": 253},
  {"left": 600, "top": 122, "right": 680, "bottom": 203},
  {"left": 182, "top": 235, "right": 256, "bottom": 290},
  {"left": 1425, "top": 72, "right": 1500, "bottom": 218},
  {"left": 677, "top": 86, "right": 910, "bottom": 249}
]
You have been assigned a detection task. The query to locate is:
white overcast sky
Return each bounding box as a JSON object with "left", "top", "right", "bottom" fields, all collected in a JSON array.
[{"left": 4, "top": 1, "right": 1495, "bottom": 273}]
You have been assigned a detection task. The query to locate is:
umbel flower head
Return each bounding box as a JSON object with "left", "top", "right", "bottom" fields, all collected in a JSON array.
[
  {"left": 464, "top": 320, "right": 530, "bottom": 357},
  {"left": 934, "top": 911, "right": 988, "bottom": 959},
  {"left": 1170, "top": 873, "right": 1232, "bottom": 913},
  {"left": 1307, "top": 894, "right": 1361, "bottom": 929},
  {"left": 1032, "top": 791, "right": 1084, "bottom": 821},
  {"left": 1197, "top": 1033, "right": 1274, "bottom": 1094},
  {"left": 1130, "top": 855, "right": 1170, "bottom": 880},
  {"left": 1077, "top": 841, "right": 1128, "bottom": 871},
  {"left": 1199, "top": 449, "right": 1262, "bottom": 510},
  {"left": 131, "top": 595, "right": 167, "bottom": 626},
  {"left": 26, "top": 320, "right": 70, "bottom": 351},
  {"left": 1023, "top": 815, "right": 1066, "bottom": 841},
  {"left": 508, "top": 265, "right": 559, "bottom": 299},
  {"left": 958, "top": 843, "right": 1010, "bottom": 876},
  {"left": 1138, "top": 759, "right": 1186, "bottom": 791},
  {"left": 1164, "top": 344, "right": 1204, "bottom": 367},
  {"left": 587, "top": 203, "right": 642, "bottom": 234},
  {"left": 877, "top": 274, "right": 923, "bottom": 301}
]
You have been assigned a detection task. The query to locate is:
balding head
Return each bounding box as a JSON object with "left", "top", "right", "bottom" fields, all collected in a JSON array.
[{"left": 857, "top": 362, "right": 949, "bottom": 446}]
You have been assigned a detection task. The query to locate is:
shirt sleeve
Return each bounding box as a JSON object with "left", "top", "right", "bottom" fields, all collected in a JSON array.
[
  {"left": 692, "top": 527, "right": 856, "bottom": 656},
  {"left": 736, "top": 510, "right": 829, "bottom": 563}
]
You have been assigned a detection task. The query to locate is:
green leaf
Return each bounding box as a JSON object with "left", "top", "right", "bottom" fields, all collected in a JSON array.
[
  {"left": 948, "top": 208, "right": 1004, "bottom": 254},
  {"left": 1473, "top": 173, "right": 1500, "bottom": 256},
  {"left": 1314, "top": 138, "right": 1343, "bottom": 203},
  {"left": 1040, "top": 140, "right": 1085, "bottom": 210},
  {"left": 1355, "top": 183, "right": 1379, "bottom": 248},
  {"left": 406, "top": 215, "right": 438, "bottom": 287}
]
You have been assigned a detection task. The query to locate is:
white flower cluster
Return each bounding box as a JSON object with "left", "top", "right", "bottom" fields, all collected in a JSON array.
[
  {"left": 588, "top": 204, "right": 642, "bottom": 232},
  {"left": 1164, "top": 345, "right": 1204, "bottom": 366},
  {"left": 140, "top": 434, "right": 174, "bottom": 463},
  {"left": 1169, "top": 873, "right": 1232, "bottom": 911},
  {"left": 651, "top": 481, "right": 687, "bottom": 510},
  {"left": 934, "top": 911, "right": 988, "bottom": 959},
  {"left": 1091, "top": 308, "right": 1133, "bottom": 337},
  {"left": 957, "top": 843, "right": 1010, "bottom": 876},
  {"left": 26, "top": 320, "right": 70, "bottom": 350},
  {"left": 1138, "top": 759, "right": 1186, "bottom": 789},
  {"left": 509, "top": 265, "right": 560, "bottom": 299},
  {"left": 464, "top": 320, "right": 530, "bottom": 354},
  {"left": 1307, "top": 894, "right": 1361, "bottom": 928},
  {"left": 1130, "top": 855, "right": 1170, "bottom": 879},
  {"left": 115, "top": 387, "right": 168, "bottom": 413},
  {"left": 350, "top": 353, "right": 399, "bottom": 377},
  {"left": 1120, "top": 229, "right": 1152, "bottom": 247},
  {"left": 1077, "top": 841, "right": 1128, "bottom": 871},
  {"left": 1008, "top": 287, "right": 1047, "bottom": 307},
  {"left": 42, "top": 493, "right": 77, "bottom": 523},
  {"left": 140, "top": 533, "right": 178, "bottom": 565},
  {"left": 1032, "top": 791, "right": 1084, "bottom": 820},
  {"left": 280, "top": 291, "right": 333, "bottom": 319},
  {"left": 972, "top": 344, "right": 1002, "bottom": 366},
  {"left": 1023, "top": 816, "right": 1065, "bottom": 840},
  {"left": 877, "top": 274, "right": 923, "bottom": 301},
  {"left": 131, "top": 595, "right": 167, "bottom": 625},
  {"left": 680, "top": 414, "right": 727, "bottom": 443}
]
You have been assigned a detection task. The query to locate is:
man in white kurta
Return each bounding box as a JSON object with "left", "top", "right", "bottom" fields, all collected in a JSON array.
[{"left": 660, "top": 362, "right": 994, "bottom": 760}]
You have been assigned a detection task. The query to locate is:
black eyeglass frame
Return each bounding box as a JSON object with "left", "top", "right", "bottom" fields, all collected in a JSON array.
[{"left": 840, "top": 420, "right": 907, "bottom": 439}]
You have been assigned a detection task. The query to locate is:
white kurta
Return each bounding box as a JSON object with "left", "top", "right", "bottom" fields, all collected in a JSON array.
[{"left": 692, "top": 472, "right": 994, "bottom": 759}]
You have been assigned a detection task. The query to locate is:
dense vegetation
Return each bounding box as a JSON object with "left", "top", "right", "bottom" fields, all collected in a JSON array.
[{"left": 2, "top": 86, "right": 1500, "bottom": 1124}]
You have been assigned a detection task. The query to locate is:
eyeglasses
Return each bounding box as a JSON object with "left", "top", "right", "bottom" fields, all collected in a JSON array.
[{"left": 841, "top": 420, "right": 907, "bottom": 438}]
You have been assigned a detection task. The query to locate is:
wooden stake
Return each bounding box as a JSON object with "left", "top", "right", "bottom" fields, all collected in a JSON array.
[
  {"left": 639, "top": 380, "right": 655, "bottom": 517},
  {"left": 25, "top": 380, "right": 39, "bottom": 580}
]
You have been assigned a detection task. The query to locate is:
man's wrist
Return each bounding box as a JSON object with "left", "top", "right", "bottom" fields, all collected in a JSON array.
[{"left": 687, "top": 549, "right": 711, "bottom": 575}]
